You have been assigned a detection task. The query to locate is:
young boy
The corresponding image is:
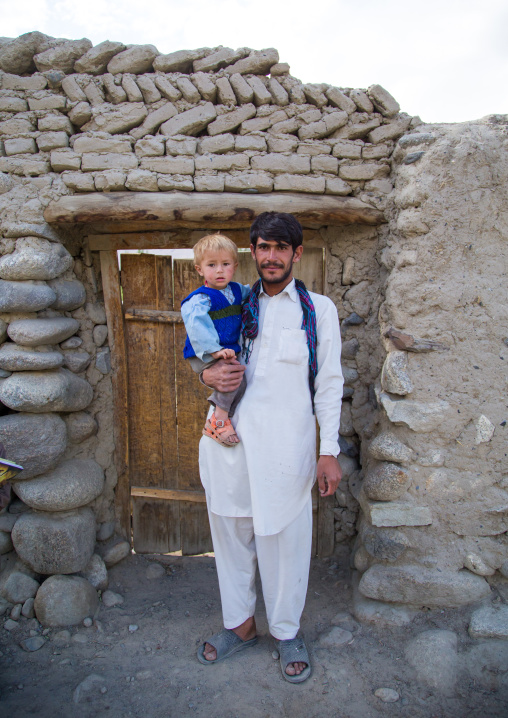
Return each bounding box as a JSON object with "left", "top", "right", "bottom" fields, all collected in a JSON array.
[{"left": 181, "top": 234, "right": 250, "bottom": 447}]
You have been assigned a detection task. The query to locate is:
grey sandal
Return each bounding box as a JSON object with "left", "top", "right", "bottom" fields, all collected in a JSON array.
[
  {"left": 197, "top": 628, "right": 258, "bottom": 665},
  {"left": 274, "top": 636, "right": 312, "bottom": 684}
]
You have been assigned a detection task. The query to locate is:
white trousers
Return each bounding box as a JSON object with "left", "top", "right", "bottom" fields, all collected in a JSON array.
[{"left": 207, "top": 496, "right": 312, "bottom": 641}]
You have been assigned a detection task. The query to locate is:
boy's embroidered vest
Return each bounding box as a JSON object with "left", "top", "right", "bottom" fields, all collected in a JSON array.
[{"left": 182, "top": 282, "right": 243, "bottom": 359}]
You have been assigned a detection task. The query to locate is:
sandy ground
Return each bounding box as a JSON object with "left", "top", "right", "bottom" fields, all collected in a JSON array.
[{"left": 1, "top": 551, "right": 507, "bottom": 718}]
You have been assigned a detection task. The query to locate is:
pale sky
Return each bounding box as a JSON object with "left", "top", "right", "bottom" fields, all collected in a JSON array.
[{"left": 1, "top": 0, "right": 507, "bottom": 124}]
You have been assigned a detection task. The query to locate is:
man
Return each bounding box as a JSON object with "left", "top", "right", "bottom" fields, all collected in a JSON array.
[{"left": 197, "top": 212, "right": 343, "bottom": 683}]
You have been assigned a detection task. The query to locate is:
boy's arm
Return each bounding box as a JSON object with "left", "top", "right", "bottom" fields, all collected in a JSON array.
[{"left": 181, "top": 293, "right": 223, "bottom": 360}]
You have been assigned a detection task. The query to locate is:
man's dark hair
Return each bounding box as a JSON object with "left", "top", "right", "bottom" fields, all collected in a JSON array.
[{"left": 250, "top": 212, "right": 303, "bottom": 251}]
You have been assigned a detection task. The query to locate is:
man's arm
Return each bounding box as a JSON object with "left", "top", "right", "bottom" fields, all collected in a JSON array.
[
  {"left": 313, "top": 295, "right": 344, "bottom": 496},
  {"left": 201, "top": 357, "right": 245, "bottom": 393}
]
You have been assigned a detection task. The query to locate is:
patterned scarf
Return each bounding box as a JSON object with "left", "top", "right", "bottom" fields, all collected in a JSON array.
[{"left": 242, "top": 278, "right": 318, "bottom": 410}]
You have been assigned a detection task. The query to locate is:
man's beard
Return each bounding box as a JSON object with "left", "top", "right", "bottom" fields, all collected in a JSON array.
[{"left": 256, "top": 259, "right": 293, "bottom": 285}]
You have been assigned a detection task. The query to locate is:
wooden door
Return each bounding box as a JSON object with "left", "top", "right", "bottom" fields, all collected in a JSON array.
[{"left": 103, "top": 243, "right": 332, "bottom": 556}]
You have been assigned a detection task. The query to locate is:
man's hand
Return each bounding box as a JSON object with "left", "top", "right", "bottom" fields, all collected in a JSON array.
[
  {"left": 317, "top": 455, "right": 342, "bottom": 497},
  {"left": 202, "top": 357, "right": 245, "bottom": 393}
]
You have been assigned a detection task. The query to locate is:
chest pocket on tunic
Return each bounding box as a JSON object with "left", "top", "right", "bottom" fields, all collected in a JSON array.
[{"left": 277, "top": 328, "right": 308, "bottom": 365}]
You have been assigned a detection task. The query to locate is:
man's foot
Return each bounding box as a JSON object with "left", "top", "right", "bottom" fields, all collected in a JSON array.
[
  {"left": 285, "top": 660, "right": 308, "bottom": 676},
  {"left": 203, "top": 414, "right": 240, "bottom": 447},
  {"left": 203, "top": 617, "right": 256, "bottom": 662},
  {"left": 273, "top": 636, "right": 312, "bottom": 683}
]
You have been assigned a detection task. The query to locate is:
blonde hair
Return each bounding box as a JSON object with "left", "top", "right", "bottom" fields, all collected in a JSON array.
[{"left": 193, "top": 233, "right": 238, "bottom": 266}]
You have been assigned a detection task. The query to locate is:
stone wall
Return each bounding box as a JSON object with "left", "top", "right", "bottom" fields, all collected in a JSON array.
[
  {"left": 0, "top": 32, "right": 416, "bottom": 205},
  {"left": 0, "top": 32, "right": 506, "bottom": 626},
  {"left": 351, "top": 117, "right": 508, "bottom": 618}
]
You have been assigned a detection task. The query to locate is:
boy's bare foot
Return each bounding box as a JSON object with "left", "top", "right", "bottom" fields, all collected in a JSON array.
[{"left": 203, "top": 616, "right": 257, "bottom": 661}]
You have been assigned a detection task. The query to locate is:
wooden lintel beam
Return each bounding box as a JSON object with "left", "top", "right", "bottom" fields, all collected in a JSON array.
[
  {"left": 44, "top": 191, "right": 385, "bottom": 230},
  {"left": 131, "top": 487, "right": 207, "bottom": 503}
]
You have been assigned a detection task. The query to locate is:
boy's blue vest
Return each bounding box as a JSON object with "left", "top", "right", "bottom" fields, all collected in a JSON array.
[{"left": 182, "top": 282, "right": 243, "bottom": 359}]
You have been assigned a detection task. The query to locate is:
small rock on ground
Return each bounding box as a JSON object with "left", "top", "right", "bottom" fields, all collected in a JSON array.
[
  {"left": 101, "top": 590, "right": 124, "bottom": 607},
  {"left": 20, "top": 636, "right": 45, "bottom": 652},
  {"left": 375, "top": 687, "right": 400, "bottom": 702},
  {"left": 10, "top": 603, "right": 22, "bottom": 620},
  {"left": 73, "top": 673, "right": 105, "bottom": 704},
  {"left": 146, "top": 562, "right": 165, "bottom": 579},
  {"left": 52, "top": 629, "right": 71, "bottom": 645},
  {"left": 72, "top": 632, "right": 88, "bottom": 644},
  {"left": 317, "top": 626, "right": 353, "bottom": 648},
  {"left": 330, "top": 611, "right": 360, "bottom": 632}
]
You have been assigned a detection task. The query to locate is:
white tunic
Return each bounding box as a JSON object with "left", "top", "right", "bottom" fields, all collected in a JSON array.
[{"left": 199, "top": 279, "right": 344, "bottom": 536}]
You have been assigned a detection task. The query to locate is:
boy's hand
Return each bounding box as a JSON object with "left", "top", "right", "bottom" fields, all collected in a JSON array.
[
  {"left": 317, "top": 455, "right": 342, "bottom": 496},
  {"left": 202, "top": 357, "right": 245, "bottom": 392},
  {"left": 211, "top": 348, "right": 236, "bottom": 360}
]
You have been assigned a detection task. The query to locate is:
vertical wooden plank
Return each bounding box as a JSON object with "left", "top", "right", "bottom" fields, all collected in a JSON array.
[
  {"left": 100, "top": 250, "right": 130, "bottom": 540},
  {"left": 310, "top": 248, "right": 337, "bottom": 557},
  {"left": 173, "top": 258, "right": 213, "bottom": 554},
  {"left": 317, "top": 494, "right": 335, "bottom": 557},
  {"left": 312, "top": 487, "right": 318, "bottom": 557},
  {"left": 131, "top": 498, "right": 178, "bottom": 554},
  {"left": 121, "top": 253, "right": 180, "bottom": 553},
  {"left": 179, "top": 500, "right": 213, "bottom": 555},
  {"left": 233, "top": 249, "right": 259, "bottom": 287},
  {"left": 293, "top": 247, "right": 324, "bottom": 292}
]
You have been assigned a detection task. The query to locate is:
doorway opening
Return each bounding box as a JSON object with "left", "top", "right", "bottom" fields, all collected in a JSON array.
[{"left": 104, "top": 237, "right": 331, "bottom": 557}]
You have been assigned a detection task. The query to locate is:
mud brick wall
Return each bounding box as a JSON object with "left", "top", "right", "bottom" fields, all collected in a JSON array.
[{"left": 0, "top": 32, "right": 506, "bottom": 625}]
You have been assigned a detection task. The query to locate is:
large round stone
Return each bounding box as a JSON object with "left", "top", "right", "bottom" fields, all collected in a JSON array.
[
  {"left": 0, "top": 368, "right": 93, "bottom": 412},
  {"left": 0, "top": 413, "right": 67, "bottom": 479},
  {"left": 7, "top": 317, "right": 79, "bottom": 346},
  {"left": 368, "top": 432, "right": 413, "bottom": 464},
  {"left": 0, "top": 238, "right": 73, "bottom": 281},
  {"left": 34, "top": 575, "right": 99, "bottom": 627},
  {"left": 1, "top": 571, "right": 40, "bottom": 604},
  {"left": 64, "top": 412, "right": 98, "bottom": 444},
  {"left": 359, "top": 565, "right": 491, "bottom": 608},
  {"left": 48, "top": 279, "right": 86, "bottom": 311},
  {"left": 0, "top": 531, "right": 13, "bottom": 554},
  {"left": 363, "top": 463, "right": 411, "bottom": 501},
  {"left": 381, "top": 351, "right": 413, "bottom": 395},
  {"left": 362, "top": 526, "right": 410, "bottom": 561},
  {"left": 0, "top": 279, "right": 56, "bottom": 312},
  {"left": 0, "top": 31, "right": 56, "bottom": 74},
  {"left": 405, "top": 630, "right": 458, "bottom": 695},
  {"left": 0, "top": 343, "right": 64, "bottom": 371},
  {"left": 13, "top": 460, "right": 104, "bottom": 511},
  {"left": 78, "top": 554, "right": 108, "bottom": 591},
  {"left": 12, "top": 508, "right": 96, "bottom": 574}
]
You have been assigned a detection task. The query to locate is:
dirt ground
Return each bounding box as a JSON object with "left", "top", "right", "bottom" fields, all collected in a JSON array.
[{"left": 1, "top": 551, "right": 507, "bottom": 718}]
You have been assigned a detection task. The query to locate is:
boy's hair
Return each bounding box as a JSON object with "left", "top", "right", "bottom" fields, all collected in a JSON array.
[
  {"left": 249, "top": 212, "right": 303, "bottom": 251},
  {"left": 193, "top": 233, "right": 238, "bottom": 266}
]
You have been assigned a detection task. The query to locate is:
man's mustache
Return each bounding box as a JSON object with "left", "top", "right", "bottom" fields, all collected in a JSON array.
[{"left": 261, "top": 262, "right": 284, "bottom": 268}]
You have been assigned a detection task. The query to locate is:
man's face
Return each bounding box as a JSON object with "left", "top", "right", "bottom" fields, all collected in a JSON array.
[{"left": 250, "top": 239, "right": 303, "bottom": 293}]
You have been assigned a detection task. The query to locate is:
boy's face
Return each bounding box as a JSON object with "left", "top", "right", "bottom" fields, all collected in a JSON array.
[{"left": 195, "top": 250, "right": 237, "bottom": 290}]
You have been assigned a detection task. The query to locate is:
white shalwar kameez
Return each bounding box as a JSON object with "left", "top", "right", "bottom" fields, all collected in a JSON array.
[{"left": 199, "top": 278, "right": 343, "bottom": 640}]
